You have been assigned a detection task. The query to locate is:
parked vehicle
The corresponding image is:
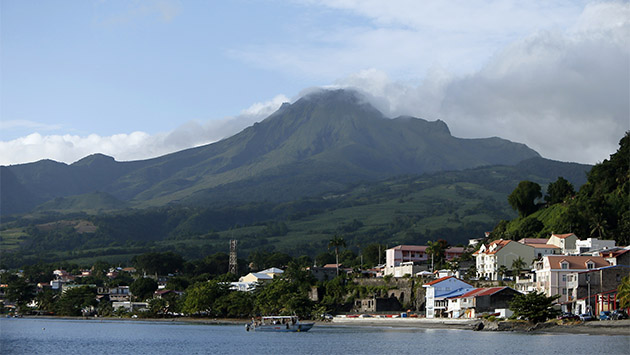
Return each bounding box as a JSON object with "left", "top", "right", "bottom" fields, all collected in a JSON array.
[
  {"left": 599, "top": 311, "right": 611, "bottom": 320},
  {"left": 557, "top": 312, "right": 579, "bottom": 321},
  {"left": 579, "top": 313, "right": 594, "bottom": 321},
  {"left": 611, "top": 309, "right": 628, "bottom": 320}
]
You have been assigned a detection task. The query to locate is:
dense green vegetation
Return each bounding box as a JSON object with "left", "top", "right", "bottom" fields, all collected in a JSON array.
[
  {"left": 1, "top": 156, "right": 590, "bottom": 268},
  {"left": 492, "top": 132, "right": 629, "bottom": 246},
  {"left": 0, "top": 248, "right": 416, "bottom": 319},
  {"left": 509, "top": 291, "right": 560, "bottom": 323}
]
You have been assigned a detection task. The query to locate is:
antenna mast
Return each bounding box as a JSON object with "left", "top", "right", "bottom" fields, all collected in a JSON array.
[{"left": 229, "top": 239, "right": 238, "bottom": 274}]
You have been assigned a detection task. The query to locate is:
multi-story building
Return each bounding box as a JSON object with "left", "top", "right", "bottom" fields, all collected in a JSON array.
[
  {"left": 422, "top": 276, "right": 473, "bottom": 318},
  {"left": 385, "top": 245, "right": 466, "bottom": 276},
  {"left": 534, "top": 255, "right": 610, "bottom": 304},
  {"left": 566, "top": 265, "right": 630, "bottom": 314},
  {"left": 575, "top": 238, "right": 617, "bottom": 254},
  {"left": 474, "top": 240, "right": 535, "bottom": 280},
  {"left": 547, "top": 233, "right": 579, "bottom": 254}
]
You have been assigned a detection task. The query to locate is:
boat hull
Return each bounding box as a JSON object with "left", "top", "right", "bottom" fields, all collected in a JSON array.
[{"left": 248, "top": 322, "right": 314, "bottom": 332}]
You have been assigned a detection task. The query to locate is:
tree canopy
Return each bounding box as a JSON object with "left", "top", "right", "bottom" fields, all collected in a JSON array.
[
  {"left": 508, "top": 181, "right": 542, "bottom": 217},
  {"left": 130, "top": 277, "right": 158, "bottom": 301},
  {"left": 509, "top": 291, "right": 560, "bottom": 323},
  {"left": 545, "top": 177, "right": 575, "bottom": 205}
]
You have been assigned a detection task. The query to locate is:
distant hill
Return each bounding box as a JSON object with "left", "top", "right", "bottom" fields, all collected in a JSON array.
[
  {"left": 0, "top": 156, "right": 592, "bottom": 267},
  {"left": 3, "top": 89, "right": 551, "bottom": 215}
]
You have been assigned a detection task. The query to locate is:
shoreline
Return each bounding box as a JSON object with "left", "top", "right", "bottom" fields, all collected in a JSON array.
[{"left": 12, "top": 315, "right": 630, "bottom": 336}]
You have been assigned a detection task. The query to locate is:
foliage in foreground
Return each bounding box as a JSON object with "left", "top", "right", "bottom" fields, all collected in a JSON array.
[{"left": 509, "top": 291, "right": 560, "bottom": 324}]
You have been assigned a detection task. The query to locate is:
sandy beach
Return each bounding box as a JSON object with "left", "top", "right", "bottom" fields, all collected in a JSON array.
[{"left": 330, "top": 316, "right": 630, "bottom": 336}]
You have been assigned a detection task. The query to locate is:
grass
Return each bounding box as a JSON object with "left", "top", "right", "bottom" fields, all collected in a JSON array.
[{"left": 0, "top": 228, "right": 28, "bottom": 251}]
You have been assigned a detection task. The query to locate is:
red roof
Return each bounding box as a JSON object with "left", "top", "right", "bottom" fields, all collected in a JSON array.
[
  {"left": 546, "top": 255, "right": 609, "bottom": 269},
  {"left": 424, "top": 275, "right": 455, "bottom": 286},
  {"left": 518, "top": 238, "right": 549, "bottom": 244},
  {"left": 323, "top": 263, "right": 342, "bottom": 268},
  {"left": 452, "top": 287, "right": 511, "bottom": 299},
  {"left": 423, "top": 275, "right": 472, "bottom": 287},
  {"left": 551, "top": 233, "right": 577, "bottom": 239},
  {"left": 390, "top": 245, "right": 428, "bottom": 252},
  {"left": 474, "top": 239, "right": 513, "bottom": 255},
  {"left": 526, "top": 243, "right": 560, "bottom": 249}
]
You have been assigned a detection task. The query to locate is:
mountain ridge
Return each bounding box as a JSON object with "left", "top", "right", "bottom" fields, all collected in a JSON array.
[{"left": 2, "top": 89, "right": 550, "bottom": 215}]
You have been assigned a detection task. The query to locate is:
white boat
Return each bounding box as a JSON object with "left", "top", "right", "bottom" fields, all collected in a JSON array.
[{"left": 246, "top": 316, "right": 314, "bottom": 332}]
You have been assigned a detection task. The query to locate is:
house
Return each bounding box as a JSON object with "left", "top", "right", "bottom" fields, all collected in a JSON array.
[
  {"left": 518, "top": 238, "right": 550, "bottom": 244},
  {"left": 597, "top": 248, "right": 630, "bottom": 267},
  {"left": 422, "top": 276, "right": 473, "bottom": 318},
  {"left": 385, "top": 245, "right": 465, "bottom": 276},
  {"left": 153, "top": 289, "right": 184, "bottom": 299},
  {"left": 565, "top": 265, "right": 630, "bottom": 314},
  {"left": 474, "top": 240, "right": 535, "bottom": 280},
  {"left": 229, "top": 282, "right": 257, "bottom": 292},
  {"left": 448, "top": 287, "right": 521, "bottom": 318},
  {"left": 547, "top": 233, "right": 579, "bottom": 254},
  {"left": 385, "top": 245, "right": 429, "bottom": 276},
  {"left": 259, "top": 267, "right": 284, "bottom": 278},
  {"left": 445, "top": 247, "right": 466, "bottom": 260},
  {"left": 534, "top": 255, "right": 611, "bottom": 304},
  {"left": 525, "top": 243, "right": 560, "bottom": 259},
  {"left": 575, "top": 238, "right": 616, "bottom": 254},
  {"left": 238, "top": 272, "right": 274, "bottom": 284},
  {"left": 97, "top": 286, "right": 131, "bottom": 302}
]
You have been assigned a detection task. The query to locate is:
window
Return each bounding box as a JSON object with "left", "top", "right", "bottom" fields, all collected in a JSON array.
[
  {"left": 562, "top": 288, "right": 567, "bottom": 295},
  {"left": 561, "top": 262, "right": 568, "bottom": 269},
  {"left": 587, "top": 262, "right": 594, "bottom": 269},
  {"left": 562, "top": 275, "right": 566, "bottom": 282}
]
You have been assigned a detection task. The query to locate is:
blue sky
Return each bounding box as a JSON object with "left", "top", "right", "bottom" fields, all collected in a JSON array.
[{"left": 1, "top": 0, "right": 628, "bottom": 165}]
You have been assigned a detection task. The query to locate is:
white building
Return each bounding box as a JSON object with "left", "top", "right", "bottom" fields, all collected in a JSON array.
[
  {"left": 385, "top": 245, "right": 428, "bottom": 276},
  {"left": 474, "top": 240, "right": 535, "bottom": 280},
  {"left": 576, "top": 238, "right": 616, "bottom": 254},
  {"left": 422, "top": 276, "right": 473, "bottom": 318},
  {"left": 547, "top": 233, "right": 580, "bottom": 255}
]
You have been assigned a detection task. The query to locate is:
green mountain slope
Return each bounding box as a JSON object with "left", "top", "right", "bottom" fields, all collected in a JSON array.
[
  {"left": 1, "top": 89, "right": 542, "bottom": 215},
  {"left": 1, "top": 157, "right": 591, "bottom": 267}
]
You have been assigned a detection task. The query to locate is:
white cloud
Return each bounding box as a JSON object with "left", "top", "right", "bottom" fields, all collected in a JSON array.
[
  {"left": 0, "top": 94, "right": 290, "bottom": 165},
  {"left": 332, "top": 2, "right": 630, "bottom": 164},
  {"left": 2, "top": 1, "right": 626, "bottom": 166},
  {"left": 234, "top": 0, "right": 586, "bottom": 80}
]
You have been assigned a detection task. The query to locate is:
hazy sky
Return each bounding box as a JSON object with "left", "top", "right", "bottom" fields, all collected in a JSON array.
[{"left": 1, "top": 0, "right": 628, "bottom": 166}]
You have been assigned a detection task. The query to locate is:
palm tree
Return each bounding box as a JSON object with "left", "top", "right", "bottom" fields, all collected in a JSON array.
[
  {"left": 426, "top": 240, "right": 447, "bottom": 271},
  {"left": 589, "top": 214, "right": 608, "bottom": 238},
  {"left": 618, "top": 275, "right": 630, "bottom": 309},
  {"left": 511, "top": 257, "right": 527, "bottom": 279},
  {"left": 328, "top": 235, "right": 346, "bottom": 276}
]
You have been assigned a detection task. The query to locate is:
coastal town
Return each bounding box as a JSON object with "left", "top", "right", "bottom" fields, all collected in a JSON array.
[{"left": 2, "top": 232, "right": 629, "bottom": 332}]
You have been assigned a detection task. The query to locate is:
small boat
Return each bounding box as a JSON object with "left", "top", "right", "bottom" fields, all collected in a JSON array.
[{"left": 246, "top": 316, "right": 314, "bottom": 332}]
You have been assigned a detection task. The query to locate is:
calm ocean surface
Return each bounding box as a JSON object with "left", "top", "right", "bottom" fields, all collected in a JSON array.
[{"left": 1, "top": 317, "right": 628, "bottom": 355}]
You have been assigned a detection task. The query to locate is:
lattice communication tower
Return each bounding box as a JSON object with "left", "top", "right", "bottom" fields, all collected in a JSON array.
[{"left": 229, "top": 239, "right": 238, "bottom": 274}]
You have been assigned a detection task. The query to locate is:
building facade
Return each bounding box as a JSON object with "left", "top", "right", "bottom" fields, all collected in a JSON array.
[
  {"left": 534, "top": 255, "right": 610, "bottom": 303},
  {"left": 474, "top": 240, "right": 535, "bottom": 280},
  {"left": 423, "top": 276, "right": 473, "bottom": 318}
]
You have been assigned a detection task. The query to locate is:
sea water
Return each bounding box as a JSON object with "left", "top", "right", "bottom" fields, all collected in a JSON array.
[{"left": 1, "top": 317, "right": 628, "bottom": 355}]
